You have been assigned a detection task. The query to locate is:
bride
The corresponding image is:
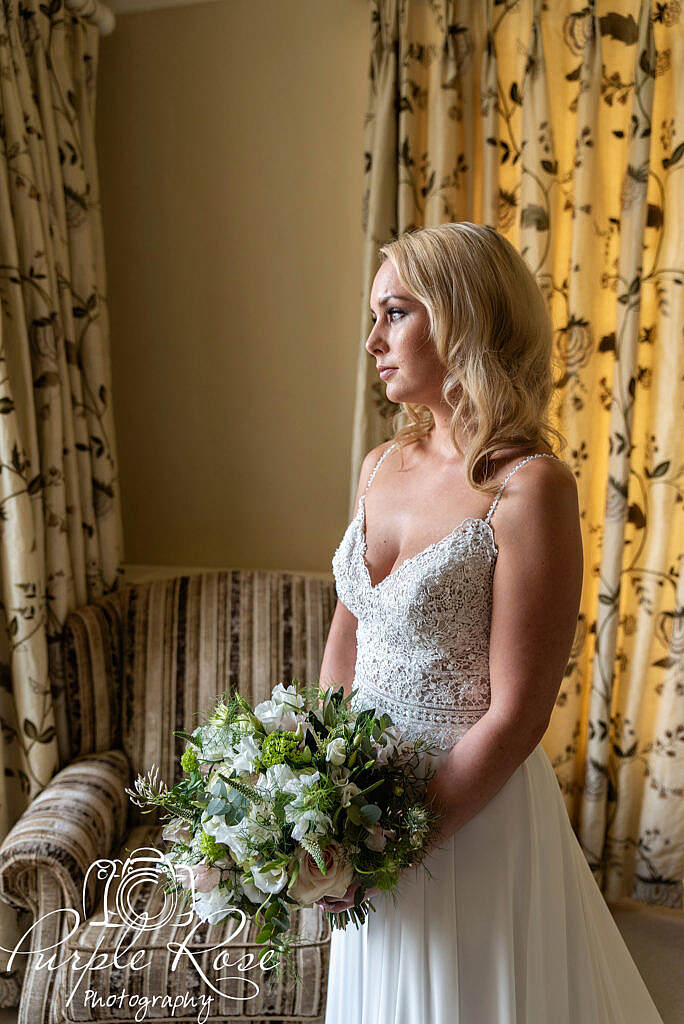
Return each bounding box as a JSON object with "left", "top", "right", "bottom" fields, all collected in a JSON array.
[{"left": 315, "top": 223, "right": 664, "bottom": 1023}]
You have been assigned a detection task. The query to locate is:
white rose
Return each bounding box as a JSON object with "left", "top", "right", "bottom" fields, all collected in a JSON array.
[
  {"left": 326, "top": 737, "right": 347, "bottom": 766},
  {"left": 287, "top": 840, "right": 354, "bottom": 906}
]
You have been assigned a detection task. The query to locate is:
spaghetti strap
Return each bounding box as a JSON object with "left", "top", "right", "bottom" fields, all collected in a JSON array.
[
  {"left": 364, "top": 441, "right": 399, "bottom": 493},
  {"left": 484, "top": 452, "right": 560, "bottom": 525}
]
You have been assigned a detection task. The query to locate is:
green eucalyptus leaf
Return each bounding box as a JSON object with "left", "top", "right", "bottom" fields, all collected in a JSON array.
[
  {"left": 359, "top": 803, "right": 382, "bottom": 828},
  {"left": 347, "top": 804, "right": 362, "bottom": 825}
]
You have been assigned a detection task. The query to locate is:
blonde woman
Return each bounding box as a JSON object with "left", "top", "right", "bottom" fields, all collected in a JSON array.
[{"left": 318, "top": 223, "right": 664, "bottom": 1023}]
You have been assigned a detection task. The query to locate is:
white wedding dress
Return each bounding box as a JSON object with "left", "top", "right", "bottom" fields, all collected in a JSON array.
[{"left": 325, "top": 441, "right": 664, "bottom": 1024}]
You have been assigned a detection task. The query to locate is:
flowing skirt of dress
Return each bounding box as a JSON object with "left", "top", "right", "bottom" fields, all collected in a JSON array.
[{"left": 324, "top": 741, "right": 664, "bottom": 1024}]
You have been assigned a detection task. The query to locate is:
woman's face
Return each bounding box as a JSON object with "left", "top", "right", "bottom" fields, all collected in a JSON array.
[{"left": 366, "top": 259, "right": 445, "bottom": 407}]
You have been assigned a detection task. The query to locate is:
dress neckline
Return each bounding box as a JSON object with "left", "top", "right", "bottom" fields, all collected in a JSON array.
[
  {"left": 356, "top": 493, "right": 497, "bottom": 592},
  {"left": 355, "top": 443, "right": 562, "bottom": 592}
]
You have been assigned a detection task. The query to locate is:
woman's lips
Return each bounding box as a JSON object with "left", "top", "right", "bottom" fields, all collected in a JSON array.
[{"left": 379, "top": 367, "right": 397, "bottom": 380}]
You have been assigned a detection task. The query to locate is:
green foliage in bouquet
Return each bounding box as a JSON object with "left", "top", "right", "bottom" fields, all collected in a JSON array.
[{"left": 125, "top": 680, "right": 445, "bottom": 987}]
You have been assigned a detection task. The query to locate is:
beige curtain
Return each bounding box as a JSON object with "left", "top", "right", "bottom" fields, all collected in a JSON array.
[
  {"left": 0, "top": 0, "right": 121, "bottom": 1002},
  {"left": 356, "top": 0, "right": 683, "bottom": 909}
]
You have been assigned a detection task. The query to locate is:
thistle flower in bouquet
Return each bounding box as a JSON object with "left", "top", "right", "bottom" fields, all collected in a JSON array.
[{"left": 125, "top": 680, "right": 445, "bottom": 983}]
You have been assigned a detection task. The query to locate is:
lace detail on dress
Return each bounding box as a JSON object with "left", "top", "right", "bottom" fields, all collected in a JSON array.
[{"left": 331, "top": 444, "right": 561, "bottom": 750}]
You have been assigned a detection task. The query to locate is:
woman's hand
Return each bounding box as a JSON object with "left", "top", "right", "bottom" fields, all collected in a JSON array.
[{"left": 315, "top": 880, "right": 384, "bottom": 914}]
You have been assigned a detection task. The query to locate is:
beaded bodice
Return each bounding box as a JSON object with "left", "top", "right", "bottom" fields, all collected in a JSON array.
[{"left": 331, "top": 443, "right": 560, "bottom": 751}]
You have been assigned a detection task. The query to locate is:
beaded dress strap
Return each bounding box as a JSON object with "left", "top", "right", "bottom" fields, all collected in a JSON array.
[
  {"left": 364, "top": 441, "right": 399, "bottom": 493},
  {"left": 484, "top": 452, "right": 559, "bottom": 525}
]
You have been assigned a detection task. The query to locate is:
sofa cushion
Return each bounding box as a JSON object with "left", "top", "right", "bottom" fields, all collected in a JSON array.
[
  {"left": 54, "top": 823, "right": 332, "bottom": 1023},
  {"left": 121, "top": 570, "right": 337, "bottom": 826}
]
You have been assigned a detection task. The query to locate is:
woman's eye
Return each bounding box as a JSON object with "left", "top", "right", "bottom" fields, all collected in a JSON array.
[{"left": 370, "top": 308, "right": 404, "bottom": 324}]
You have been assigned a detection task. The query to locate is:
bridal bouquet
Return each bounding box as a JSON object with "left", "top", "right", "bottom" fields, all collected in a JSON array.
[{"left": 125, "top": 681, "right": 444, "bottom": 979}]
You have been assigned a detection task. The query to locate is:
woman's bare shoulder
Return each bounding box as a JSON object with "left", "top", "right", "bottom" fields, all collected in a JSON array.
[{"left": 358, "top": 438, "right": 400, "bottom": 489}]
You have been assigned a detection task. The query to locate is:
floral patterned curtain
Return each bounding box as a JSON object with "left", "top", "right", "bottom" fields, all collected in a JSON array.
[
  {"left": 355, "top": 0, "right": 683, "bottom": 909},
  {"left": 0, "top": 0, "right": 122, "bottom": 1003}
]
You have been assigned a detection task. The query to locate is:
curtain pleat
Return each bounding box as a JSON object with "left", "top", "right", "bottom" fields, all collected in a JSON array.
[
  {"left": 0, "top": 0, "right": 123, "bottom": 999},
  {"left": 355, "top": 0, "right": 683, "bottom": 909}
]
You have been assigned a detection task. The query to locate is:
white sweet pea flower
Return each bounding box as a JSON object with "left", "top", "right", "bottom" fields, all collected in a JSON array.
[
  {"left": 280, "top": 768, "right": 320, "bottom": 797},
  {"left": 203, "top": 809, "right": 276, "bottom": 864},
  {"left": 191, "top": 885, "right": 235, "bottom": 924},
  {"left": 238, "top": 875, "right": 264, "bottom": 904},
  {"left": 202, "top": 815, "right": 245, "bottom": 855},
  {"left": 253, "top": 684, "right": 306, "bottom": 733},
  {"left": 231, "top": 733, "right": 261, "bottom": 774},
  {"left": 275, "top": 768, "right": 331, "bottom": 840},
  {"left": 326, "top": 737, "right": 347, "bottom": 766},
  {"left": 256, "top": 761, "right": 300, "bottom": 800},
  {"left": 285, "top": 806, "right": 334, "bottom": 842},
  {"left": 271, "top": 682, "right": 306, "bottom": 710}
]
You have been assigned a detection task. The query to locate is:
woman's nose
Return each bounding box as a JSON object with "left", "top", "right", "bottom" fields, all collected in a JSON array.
[{"left": 365, "top": 320, "right": 386, "bottom": 355}]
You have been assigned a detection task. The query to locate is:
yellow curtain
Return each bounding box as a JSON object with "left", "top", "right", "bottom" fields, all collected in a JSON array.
[
  {"left": 355, "top": 0, "right": 683, "bottom": 909},
  {"left": 0, "top": 0, "right": 122, "bottom": 1002}
]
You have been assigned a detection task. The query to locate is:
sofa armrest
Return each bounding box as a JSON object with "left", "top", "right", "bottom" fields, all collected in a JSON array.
[{"left": 0, "top": 749, "right": 131, "bottom": 918}]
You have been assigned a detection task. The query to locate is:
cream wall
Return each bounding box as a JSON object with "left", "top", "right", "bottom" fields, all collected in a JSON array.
[{"left": 96, "top": 0, "right": 369, "bottom": 578}]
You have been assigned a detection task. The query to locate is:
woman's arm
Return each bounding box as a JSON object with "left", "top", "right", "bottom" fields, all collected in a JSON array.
[
  {"left": 319, "top": 599, "right": 358, "bottom": 697},
  {"left": 423, "top": 457, "right": 583, "bottom": 848}
]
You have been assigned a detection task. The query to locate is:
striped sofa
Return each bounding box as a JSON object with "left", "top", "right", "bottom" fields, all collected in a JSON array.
[{"left": 0, "top": 570, "right": 338, "bottom": 1024}]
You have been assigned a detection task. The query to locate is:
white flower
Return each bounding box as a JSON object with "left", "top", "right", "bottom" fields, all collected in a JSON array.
[
  {"left": 339, "top": 782, "right": 361, "bottom": 807},
  {"left": 231, "top": 733, "right": 261, "bottom": 774},
  {"left": 288, "top": 840, "right": 354, "bottom": 906},
  {"left": 326, "top": 737, "right": 346, "bottom": 766},
  {"left": 161, "top": 817, "right": 192, "bottom": 844},
  {"left": 203, "top": 798, "right": 281, "bottom": 868},
  {"left": 238, "top": 875, "right": 264, "bottom": 904},
  {"left": 253, "top": 684, "right": 306, "bottom": 734},
  {"left": 280, "top": 767, "right": 320, "bottom": 797},
  {"left": 260, "top": 761, "right": 300, "bottom": 796},
  {"left": 364, "top": 824, "right": 388, "bottom": 852},
  {"left": 328, "top": 764, "right": 350, "bottom": 785},
  {"left": 371, "top": 726, "right": 405, "bottom": 766},
  {"left": 180, "top": 862, "right": 222, "bottom": 893},
  {"left": 199, "top": 723, "right": 234, "bottom": 761},
  {"left": 191, "top": 886, "right": 235, "bottom": 924},
  {"left": 286, "top": 806, "right": 333, "bottom": 842},
  {"left": 251, "top": 862, "right": 289, "bottom": 895}
]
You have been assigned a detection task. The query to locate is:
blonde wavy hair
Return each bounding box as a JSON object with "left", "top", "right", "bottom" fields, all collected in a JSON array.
[{"left": 378, "top": 222, "right": 567, "bottom": 496}]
